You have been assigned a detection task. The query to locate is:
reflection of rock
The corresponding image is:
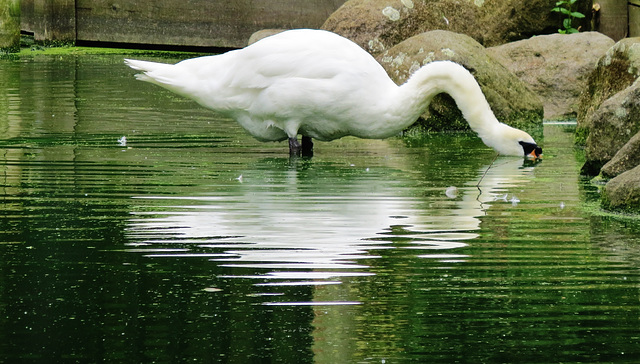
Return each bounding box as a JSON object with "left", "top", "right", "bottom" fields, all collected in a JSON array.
[
  {"left": 378, "top": 30, "right": 542, "bottom": 132},
  {"left": 487, "top": 32, "right": 614, "bottom": 120}
]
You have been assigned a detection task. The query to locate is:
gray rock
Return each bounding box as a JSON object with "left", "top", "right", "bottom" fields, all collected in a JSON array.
[
  {"left": 602, "top": 164, "right": 640, "bottom": 212},
  {"left": 378, "top": 30, "right": 543, "bottom": 131},
  {"left": 247, "top": 29, "right": 287, "bottom": 45},
  {"left": 577, "top": 38, "right": 640, "bottom": 144},
  {"left": 487, "top": 32, "right": 614, "bottom": 120},
  {"left": 601, "top": 129, "right": 640, "bottom": 179},
  {"left": 581, "top": 75, "right": 640, "bottom": 176},
  {"left": 321, "top": 0, "right": 591, "bottom": 57}
]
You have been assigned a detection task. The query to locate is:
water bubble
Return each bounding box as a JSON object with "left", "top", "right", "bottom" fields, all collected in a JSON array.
[{"left": 445, "top": 186, "right": 458, "bottom": 198}]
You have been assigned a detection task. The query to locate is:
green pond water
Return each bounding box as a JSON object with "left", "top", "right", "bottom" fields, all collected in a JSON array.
[{"left": 1, "top": 54, "right": 639, "bottom": 363}]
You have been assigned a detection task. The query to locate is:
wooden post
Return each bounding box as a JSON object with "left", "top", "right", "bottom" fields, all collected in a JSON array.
[
  {"left": 75, "top": 0, "right": 346, "bottom": 49},
  {"left": 630, "top": 0, "right": 640, "bottom": 37},
  {"left": 0, "top": 0, "right": 21, "bottom": 52},
  {"left": 31, "top": 0, "right": 75, "bottom": 43},
  {"left": 596, "top": 0, "right": 628, "bottom": 41}
]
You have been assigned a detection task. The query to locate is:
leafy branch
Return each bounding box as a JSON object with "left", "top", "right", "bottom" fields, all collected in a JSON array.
[{"left": 552, "top": 0, "right": 585, "bottom": 34}]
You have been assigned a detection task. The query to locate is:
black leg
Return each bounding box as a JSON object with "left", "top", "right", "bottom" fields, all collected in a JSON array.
[
  {"left": 288, "top": 137, "right": 301, "bottom": 157},
  {"left": 301, "top": 136, "right": 313, "bottom": 157}
]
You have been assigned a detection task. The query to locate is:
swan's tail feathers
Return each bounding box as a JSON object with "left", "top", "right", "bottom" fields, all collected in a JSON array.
[
  {"left": 124, "top": 59, "right": 177, "bottom": 86},
  {"left": 124, "top": 58, "right": 154, "bottom": 71}
]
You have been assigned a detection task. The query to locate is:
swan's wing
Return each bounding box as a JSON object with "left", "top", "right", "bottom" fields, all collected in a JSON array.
[
  {"left": 224, "top": 29, "right": 386, "bottom": 89},
  {"left": 126, "top": 30, "right": 393, "bottom": 117},
  {"left": 225, "top": 30, "right": 396, "bottom": 118}
]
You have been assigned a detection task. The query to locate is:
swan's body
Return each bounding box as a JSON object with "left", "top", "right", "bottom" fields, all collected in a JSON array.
[{"left": 125, "top": 29, "right": 541, "bottom": 157}]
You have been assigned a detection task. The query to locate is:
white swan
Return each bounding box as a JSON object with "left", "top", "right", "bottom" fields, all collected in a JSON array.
[{"left": 125, "top": 29, "right": 542, "bottom": 158}]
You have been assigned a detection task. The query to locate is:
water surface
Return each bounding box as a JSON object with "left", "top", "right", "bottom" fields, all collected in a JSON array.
[{"left": 1, "top": 55, "right": 639, "bottom": 363}]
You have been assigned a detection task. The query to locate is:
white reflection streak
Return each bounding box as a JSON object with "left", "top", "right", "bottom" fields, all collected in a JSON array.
[
  {"left": 409, "top": 157, "right": 537, "bottom": 263},
  {"left": 471, "top": 157, "right": 537, "bottom": 207},
  {"left": 263, "top": 301, "right": 362, "bottom": 306},
  {"left": 126, "top": 168, "right": 411, "bottom": 278},
  {"left": 125, "top": 157, "right": 536, "bottom": 282}
]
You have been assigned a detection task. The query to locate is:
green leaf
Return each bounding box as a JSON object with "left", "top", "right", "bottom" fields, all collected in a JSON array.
[
  {"left": 568, "top": 0, "right": 577, "bottom": 4},
  {"left": 560, "top": 7, "right": 571, "bottom": 15},
  {"left": 567, "top": 28, "right": 579, "bottom": 33},
  {"left": 571, "top": 12, "right": 585, "bottom": 18},
  {"left": 555, "top": 0, "right": 566, "bottom": 5},
  {"left": 559, "top": 29, "right": 567, "bottom": 34},
  {"left": 563, "top": 18, "right": 572, "bottom": 28}
]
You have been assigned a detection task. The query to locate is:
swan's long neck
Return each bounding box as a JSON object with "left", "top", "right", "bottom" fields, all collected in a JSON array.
[{"left": 394, "top": 61, "right": 499, "bottom": 140}]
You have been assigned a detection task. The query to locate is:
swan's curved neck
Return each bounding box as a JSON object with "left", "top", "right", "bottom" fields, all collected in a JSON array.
[{"left": 394, "top": 61, "right": 498, "bottom": 139}]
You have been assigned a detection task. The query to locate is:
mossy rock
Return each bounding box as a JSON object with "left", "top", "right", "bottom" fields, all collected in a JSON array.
[
  {"left": 601, "top": 129, "right": 640, "bottom": 179},
  {"left": 322, "top": 0, "right": 591, "bottom": 57},
  {"left": 580, "top": 76, "right": 640, "bottom": 176},
  {"left": 577, "top": 38, "right": 640, "bottom": 144},
  {"left": 0, "top": 0, "right": 21, "bottom": 53},
  {"left": 323, "top": 0, "right": 484, "bottom": 57},
  {"left": 601, "top": 164, "right": 640, "bottom": 212}
]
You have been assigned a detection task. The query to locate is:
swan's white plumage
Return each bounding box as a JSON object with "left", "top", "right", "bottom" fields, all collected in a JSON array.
[{"left": 125, "top": 29, "right": 540, "bottom": 156}]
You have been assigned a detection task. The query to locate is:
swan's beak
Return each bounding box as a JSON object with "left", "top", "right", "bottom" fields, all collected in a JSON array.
[{"left": 527, "top": 145, "right": 543, "bottom": 159}]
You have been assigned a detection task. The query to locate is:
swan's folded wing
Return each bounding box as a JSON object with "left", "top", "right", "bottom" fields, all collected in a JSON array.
[{"left": 224, "top": 29, "right": 382, "bottom": 89}]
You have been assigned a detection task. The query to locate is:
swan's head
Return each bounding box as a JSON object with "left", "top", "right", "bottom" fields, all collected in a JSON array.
[{"left": 483, "top": 123, "right": 542, "bottom": 158}]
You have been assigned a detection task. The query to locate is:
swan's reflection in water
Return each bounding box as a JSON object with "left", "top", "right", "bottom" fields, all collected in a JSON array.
[{"left": 125, "top": 156, "right": 537, "bottom": 299}]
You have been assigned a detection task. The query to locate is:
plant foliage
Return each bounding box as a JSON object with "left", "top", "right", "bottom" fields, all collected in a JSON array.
[{"left": 552, "top": 0, "right": 585, "bottom": 34}]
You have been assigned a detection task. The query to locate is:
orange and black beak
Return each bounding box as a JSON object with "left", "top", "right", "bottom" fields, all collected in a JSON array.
[
  {"left": 527, "top": 146, "right": 543, "bottom": 159},
  {"left": 520, "top": 141, "right": 542, "bottom": 159}
]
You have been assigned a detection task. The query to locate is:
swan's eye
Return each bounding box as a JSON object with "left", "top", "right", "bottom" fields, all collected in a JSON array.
[{"left": 519, "top": 141, "right": 542, "bottom": 158}]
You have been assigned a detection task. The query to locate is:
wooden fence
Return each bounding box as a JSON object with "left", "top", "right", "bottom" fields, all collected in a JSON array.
[{"left": 20, "top": 0, "right": 346, "bottom": 49}]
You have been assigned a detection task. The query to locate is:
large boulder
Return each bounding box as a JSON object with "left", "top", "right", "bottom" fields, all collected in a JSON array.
[
  {"left": 378, "top": 30, "right": 543, "bottom": 131},
  {"left": 577, "top": 38, "right": 640, "bottom": 175},
  {"left": 247, "top": 29, "right": 287, "bottom": 45},
  {"left": 601, "top": 128, "right": 640, "bottom": 179},
  {"left": 577, "top": 38, "right": 640, "bottom": 142},
  {"left": 321, "top": 0, "right": 591, "bottom": 57},
  {"left": 601, "top": 164, "right": 640, "bottom": 212},
  {"left": 487, "top": 32, "right": 614, "bottom": 120},
  {"left": 582, "top": 82, "right": 640, "bottom": 175}
]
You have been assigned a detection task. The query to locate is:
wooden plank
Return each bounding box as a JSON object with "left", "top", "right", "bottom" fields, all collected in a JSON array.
[
  {"left": 75, "top": 0, "right": 346, "bottom": 48},
  {"left": 24, "top": 0, "right": 76, "bottom": 42},
  {"left": 630, "top": 2, "right": 640, "bottom": 37},
  {"left": 596, "top": 0, "right": 628, "bottom": 41}
]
